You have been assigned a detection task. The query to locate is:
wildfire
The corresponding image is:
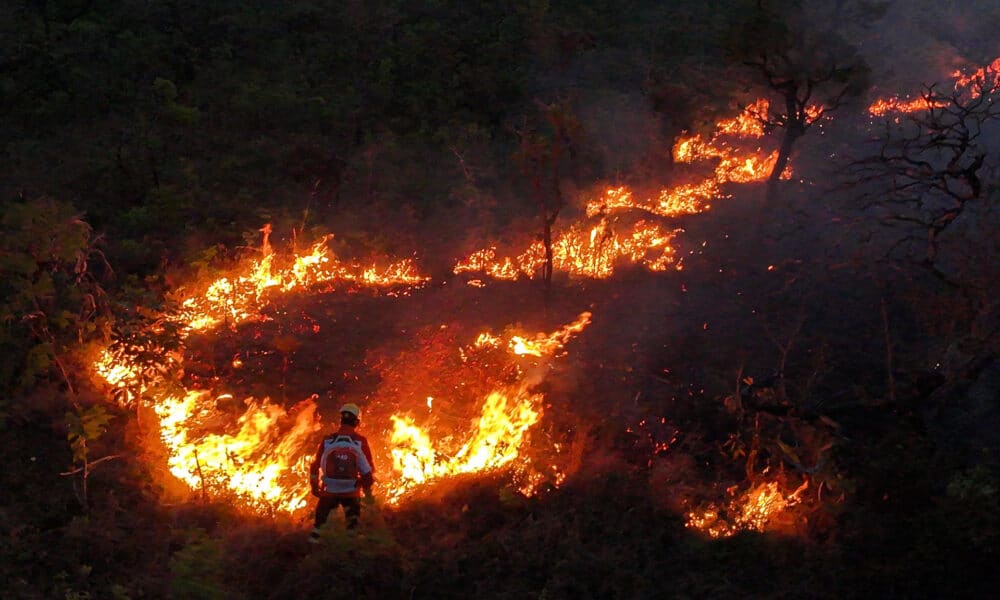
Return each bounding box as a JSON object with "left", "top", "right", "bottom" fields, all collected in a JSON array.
[
  {"left": 155, "top": 391, "right": 322, "bottom": 513},
  {"left": 867, "top": 95, "right": 947, "bottom": 117},
  {"left": 388, "top": 389, "right": 542, "bottom": 501},
  {"left": 951, "top": 56, "right": 1000, "bottom": 93},
  {"left": 585, "top": 183, "right": 722, "bottom": 219},
  {"left": 510, "top": 311, "right": 592, "bottom": 357},
  {"left": 92, "top": 230, "right": 431, "bottom": 513},
  {"left": 869, "top": 56, "right": 1000, "bottom": 116},
  {"left": 175, "top": 235, "right": 428, "bottom": 332},
  {"left": 94, "top": 233, "right": 593, "bottom": 512},
  {"left": 453, "top": 221, "right": 681, "bottom": 281},
  {"left": 685, "top": 480, "right": 809, "bottom": 538},
  {"left": 454, "top": 98, "right": 795, "bottom": 284},
  {"left": 716, "top": 98, "right": 769, "bottom": 137},
  {"left": 384, "top": 312, "right": 593, "bottom": 503}
]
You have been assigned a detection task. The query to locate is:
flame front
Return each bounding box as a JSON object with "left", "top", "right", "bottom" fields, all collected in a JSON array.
[
  {"left": 93, "top": 232, "right": 430, "bottom": 513},
  {"left": 869, "top": 56, "right": 1000, "bottom": 116},
  {"left": 94, "top": 237, "right": 590, "bottom": 512},
  {"left": 454, "top": 98, "right": 793, "bottom": 283},
  {"left": 389, "top": 390, "right": 542, "bottom": 500},
  {"left": 155, "top": 391, "right": 321, "bottom": 513},
  {"left": 177, "top": 236, "right": 427, "bottom": 332},
  {"left": 384, "top": 312, "right": 592, "bottom": 503}
]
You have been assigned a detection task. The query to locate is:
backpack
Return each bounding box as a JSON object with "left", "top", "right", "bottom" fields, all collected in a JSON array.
[{"left": 321, "top": 435, "right": 361, "bottom": 483}]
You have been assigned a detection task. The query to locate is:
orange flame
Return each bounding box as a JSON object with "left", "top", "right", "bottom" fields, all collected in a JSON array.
[
  {"left": 510, "top": 311, "right": 592, "bottom": 356},
  {"left": 453, "top": 222, "right": 681, "bottom": 281},
  {"left": 388, "top": 389, "right": 542, "bottom": 501},
  {"left": 951, "top": 56, "right": 1000, "bottom": 93},
  {"left": 719, "top": 98, "right": 768, "bottom": 135},
  {"left": 455, "top": 98, "right": 795, "bottom": 284},
  {"left": 93, "top": 231, "right": 430, "bottom": 512},
  {"left": 869, "top": 56, "right": 1000, "bottom": 117},
  {"left": 685, "top": 480, "right": 809, "bottom": 538},
  {"left": 155, "top": 391, "right": 321, "bottom": 513},
  {"left": 868, "top": 95, "right": 948, "bottom": 117},
  {"left": 175, "top": 235, "right": 428, "bottom": 331},
  {"left": 384, "top": 312, "right": 592, "bottom": 503}
]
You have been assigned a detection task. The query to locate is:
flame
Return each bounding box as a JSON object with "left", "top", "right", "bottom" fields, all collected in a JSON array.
[
  {"left": 384, "top": 312, "right": 592, "bottom": 503},
  {"left": 175, "top": 235, "right": 428, "bottom": 331},
  {"left": 869, "top": 56, "right": 1000, "bottom": 116},
  {"left": 92, "top": 230, "right": 430, "bottom": 512},
  {"left": 685, "top": 480, "right": 809, "bottom": 538},
  {"left": 867, "top": 95, "right": 948, "bottom": 116},
  {"left": 510, "top": 311, "right": 591, "bottom": 357},
  {"left": 388, "top": 389, "right": 542, "bottom": 501},
  {"left": 93, "top": 348, "right": 142, "bottom": 397},
  {"left": 155, "top": 391, "right": 321, "bottom": 513},
  {"left": 715, "top": 152, "right": 781, "bottom": 183},
  {"left": 455, "top": 98, "right": 797, "bottom": 284},
  {"left": 88, "top": 56, "right": 997, "bottom": 526},
  {"left": 453, "top": 222, "right": 681, "bottom": 281},
  {"left": 951, "top": 56, "right": 1000, "bottom": 93},
  {"left": 716, "top": 98, "right": 770, "bottom": 137}
]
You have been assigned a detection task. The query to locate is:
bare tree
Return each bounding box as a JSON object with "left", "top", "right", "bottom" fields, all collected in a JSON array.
[
  {"left": 849, "top": 72, "right": 1000, "bottom": 266},
  {"left": 731, "top": 0, "right": 873, "bottom": 197},
  {"left": 514, "top": 100, "right": 580, "bottom": 302}
]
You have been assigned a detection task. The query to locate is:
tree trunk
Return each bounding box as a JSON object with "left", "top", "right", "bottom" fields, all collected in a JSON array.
[
  {"left": 767, "top": 94, "right": 805, "bottom": 199},
  {"left": 768, "top": 126, "right": 801, "bottom": 199}
]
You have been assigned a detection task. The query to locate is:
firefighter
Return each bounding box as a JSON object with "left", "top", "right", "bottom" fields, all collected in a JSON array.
[{"left": 309, "top": 403, "right": 376, "bottom": 540}]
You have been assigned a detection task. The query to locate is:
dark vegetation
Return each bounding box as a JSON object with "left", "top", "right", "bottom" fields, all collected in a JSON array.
[{"left": 2, "top": 1, "right": 999, "bottom": 598}]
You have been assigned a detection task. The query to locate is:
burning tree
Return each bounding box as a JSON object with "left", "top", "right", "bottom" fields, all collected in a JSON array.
[{"left": 729, "top": 0, "right": 874, "bottom": 196}]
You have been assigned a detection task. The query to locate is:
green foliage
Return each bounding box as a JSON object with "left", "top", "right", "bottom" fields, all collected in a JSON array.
[
  {"left": 0, "top": 198, "right": 112, "bottom": 393},
  {"left": 170, "top": 533, "right": 232, "bottom": 600},
  {"left": 66, "top": 404, "right": 112, "bottom": 464}
]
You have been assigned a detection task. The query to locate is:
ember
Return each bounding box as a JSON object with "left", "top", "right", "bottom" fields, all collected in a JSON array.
[{"left": 686, "top": 480, "right": 809, "bottom": 538}]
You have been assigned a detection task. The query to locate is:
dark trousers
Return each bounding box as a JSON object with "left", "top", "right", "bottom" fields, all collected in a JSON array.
[{"left": 314, "top": 496, "right": 362, "bottom": 529}]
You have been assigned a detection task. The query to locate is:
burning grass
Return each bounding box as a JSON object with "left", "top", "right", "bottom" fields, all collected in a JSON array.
[
  {"left": 93, "top": 227, "right": 597, "bottom": 512},
  {"left": 454, "top": 98, "right": 790, "bottom": 284},
  {"left": 89, "top": 91, "right": 858, "bottom": 531},
  {"left": 868, "top": 55, "right": 1000, "bottom": 116}
]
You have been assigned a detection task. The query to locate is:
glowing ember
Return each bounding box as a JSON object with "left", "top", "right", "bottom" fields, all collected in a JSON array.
[
  {"left": 714, "top": 152, "right": 781, "bottom": 183},
  {"left": 453, "top": 221, "right": 682, "bottom": 281},
  {"left": 586, "top": 182, "right": 723, "bottom": 219},
  {"left": 951, "top": 56, "right": 1000, "bottom": 93},
  {"left": 716, "top": 98, "right": 769, "bottom": 137},
  {"left": 867, "top": 95, "right": 948, "bottom": 117},
  {"left": 686, "top": 480, "right": 809, "bottom": 538}
]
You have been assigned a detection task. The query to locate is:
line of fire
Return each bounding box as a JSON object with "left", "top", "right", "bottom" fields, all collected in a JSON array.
[{"left": 88, "top": 55, "right": 998, "bottom": 542}]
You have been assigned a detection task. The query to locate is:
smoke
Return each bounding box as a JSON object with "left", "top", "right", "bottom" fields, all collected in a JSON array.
[{"left": 830, "top": 0, "right": 1000, "bottom": 92}]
